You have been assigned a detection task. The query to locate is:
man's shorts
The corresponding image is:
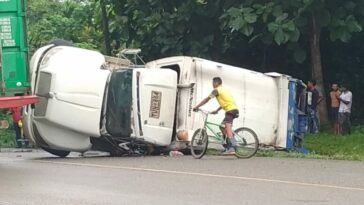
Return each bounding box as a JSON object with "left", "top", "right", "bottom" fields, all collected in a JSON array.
[
  {"left": 330, "top": 107, "right": 339, "bottom": 123},
  {"left": 339, "top": 112, "right": 351, "bottom": 124},
  {"left": 222, "top": 109, "right": 239, "bottom": 124}
]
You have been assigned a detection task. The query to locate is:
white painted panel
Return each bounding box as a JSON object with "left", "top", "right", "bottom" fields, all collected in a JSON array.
[
  {"left": 132, "top": 69, "right": 177, "bottom": 146},
  {"left": 147, "top": 56, "right": 290, "bottom": 147},
  {"left": 40, "top": 46, "right": 109, "bottom": 136}
]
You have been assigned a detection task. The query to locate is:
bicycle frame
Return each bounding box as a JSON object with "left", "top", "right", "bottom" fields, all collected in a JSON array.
[{"left": 199, "top": 110, "right": 224, "bottom": 142}]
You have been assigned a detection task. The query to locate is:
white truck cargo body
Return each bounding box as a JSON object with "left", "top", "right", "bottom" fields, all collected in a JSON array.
[{"left": 146, "top": 57, "right": 306, "bottom": 149}]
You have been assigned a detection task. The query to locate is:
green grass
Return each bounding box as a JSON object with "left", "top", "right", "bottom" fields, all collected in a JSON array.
[
  {"left": 303, "top": 125, "right": 364, "bottom": 161},
  {"left": 207, "top": 125, "right": 364, "bottom": 161}
]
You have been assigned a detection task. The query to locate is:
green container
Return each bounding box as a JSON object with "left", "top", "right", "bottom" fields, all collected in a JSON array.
[{"left": 0, "top": 0, "right": 29, "bottom": 96}]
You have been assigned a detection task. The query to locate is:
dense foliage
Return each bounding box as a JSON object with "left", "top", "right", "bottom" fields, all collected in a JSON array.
[{"left": 27, "top": 0, "right": 364, "bottom": 122}]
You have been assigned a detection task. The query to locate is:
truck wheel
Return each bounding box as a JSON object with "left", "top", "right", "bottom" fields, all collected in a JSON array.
[{"left": 42, "top": 147, "right": 70, "bottom": 158}]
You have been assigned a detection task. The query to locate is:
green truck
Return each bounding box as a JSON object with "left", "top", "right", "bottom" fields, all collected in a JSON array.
[
  {"left": 0, "top": 0, "right": 36, "bottom": 108},
  {"left": 0, "top": 0, "right": 29, "bottom": 96}
]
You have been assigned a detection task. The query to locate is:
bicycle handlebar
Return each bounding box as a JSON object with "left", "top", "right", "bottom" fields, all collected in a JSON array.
[{"left": 193, "top": 108, "right": 212, "bottom": 115}]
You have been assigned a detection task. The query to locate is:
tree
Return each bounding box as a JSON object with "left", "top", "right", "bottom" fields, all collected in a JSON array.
[
  {"left": 27, "top": 0, "right": 102, "bottom": 53},
  {"left": 99, "top": 0, "right": 112, "bottom": 55},
  {"left": 222, "top": 0, "right": 363, "bottom": 124},
  {"left": 107, "top": 0, "right": 230, "bottom": 60}
]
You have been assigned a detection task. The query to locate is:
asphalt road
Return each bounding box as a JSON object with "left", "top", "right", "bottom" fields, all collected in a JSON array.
[{"left": 0, "top": 149, "right": 363, "bottom": 205}]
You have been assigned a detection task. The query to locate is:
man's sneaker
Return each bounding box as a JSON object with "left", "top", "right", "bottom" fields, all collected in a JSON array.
[
  {"left": 222, "top": 141, "right": 228, "bottom": 149},
  {"left": 222, "top": 147, "right": 236, "bottom": 155}
]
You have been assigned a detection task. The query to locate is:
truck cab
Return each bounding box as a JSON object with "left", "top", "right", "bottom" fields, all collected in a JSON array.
[{"left": 23, "top": 45, "right": 177, "bottom": 156}]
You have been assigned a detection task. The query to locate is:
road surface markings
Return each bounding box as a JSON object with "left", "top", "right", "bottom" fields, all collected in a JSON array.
[{"left": 34, "top": 159, "right": 364, "bottom": 192}]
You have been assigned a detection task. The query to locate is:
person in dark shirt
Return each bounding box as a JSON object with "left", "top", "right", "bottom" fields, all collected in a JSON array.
[{"left": 306, "top": 80, "right": 323, "bottom": 134}]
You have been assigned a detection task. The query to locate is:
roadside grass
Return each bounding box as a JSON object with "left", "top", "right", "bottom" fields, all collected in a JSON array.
[
  {"left": 0, "top": 117, "right": 16, "bottom": 148},
  {"left": 207, "top": 125, "right": 364, "bottom": 161},
  {"left": 303, "top": 125, "right": 364, "bottom": 161}
]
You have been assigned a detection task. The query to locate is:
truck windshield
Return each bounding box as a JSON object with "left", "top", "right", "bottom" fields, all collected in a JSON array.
[{"left": 105, "top": 69, "right": 132, "bottom": 137}]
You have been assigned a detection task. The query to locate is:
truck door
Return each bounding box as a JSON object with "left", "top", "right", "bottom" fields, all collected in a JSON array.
[{"left": 132, "top": 69, "right": 177, "bottom": 146}]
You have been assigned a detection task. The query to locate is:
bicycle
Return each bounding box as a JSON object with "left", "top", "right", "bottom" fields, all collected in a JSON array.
[{"left": 190, "top": 109, "right": 259, "bottom": 159}]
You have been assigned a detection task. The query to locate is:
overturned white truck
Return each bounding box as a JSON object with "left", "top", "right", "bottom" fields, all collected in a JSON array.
[{"left": 23, "top": 44, "right": 307, "bottom": 157}]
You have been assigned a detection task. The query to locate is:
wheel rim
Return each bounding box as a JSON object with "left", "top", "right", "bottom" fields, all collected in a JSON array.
[
  {"left": 234, "top": 128, "right": 258, "bottom": 158},
  {"left": 191, "top": 129, "right": 208, "bottom": 158}
]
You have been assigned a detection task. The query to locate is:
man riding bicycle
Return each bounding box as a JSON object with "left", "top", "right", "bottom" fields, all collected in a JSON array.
[{"left": 193, "top": 77, "right": 239, "bottom": 154}]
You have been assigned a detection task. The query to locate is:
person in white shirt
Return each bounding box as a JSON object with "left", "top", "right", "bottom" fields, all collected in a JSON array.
[{"left": 338, "top": 85, "right": 352, "bottom": 135}]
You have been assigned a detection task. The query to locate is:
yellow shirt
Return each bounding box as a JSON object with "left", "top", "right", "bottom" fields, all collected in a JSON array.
[{"left": 209, "top": 86, "right": 237, "bottom": 111}]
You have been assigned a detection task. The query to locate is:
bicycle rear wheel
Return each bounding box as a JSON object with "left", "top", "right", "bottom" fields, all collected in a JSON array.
[
  {"left": 233, "top": 127, "right": 259, "bottom": 158},
  {"left": 190, "top": 128, "right": 208, "bottom": 159}
]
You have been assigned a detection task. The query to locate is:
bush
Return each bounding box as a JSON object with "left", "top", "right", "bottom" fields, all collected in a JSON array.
[
  {"left": 0, "top": 113, "right": 16, "bottom": 148},
  {"left": 0, "top": 127, "right": 16, "bottom": 148}
]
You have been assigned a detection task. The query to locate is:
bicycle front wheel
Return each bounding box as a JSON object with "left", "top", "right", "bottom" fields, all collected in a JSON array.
[
  {"left": 233, "top": 127, "right": 259, "bottom": 158},
  {"left": 190, "top": 128, "right": 208, "bottom": 159}
]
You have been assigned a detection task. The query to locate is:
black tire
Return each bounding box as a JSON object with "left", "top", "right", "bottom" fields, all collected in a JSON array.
[
  {"left": 190, "top": 128, "right": 208, "bottom": 159},
  {"left": 42, "top": 147, "right": 70, "bottom": 158},
  {"left": 233, "top": 127, "right": 259, "bottom": 158},
  {"left": 48, "top": 39, "right": 73, "bottom": 47}
]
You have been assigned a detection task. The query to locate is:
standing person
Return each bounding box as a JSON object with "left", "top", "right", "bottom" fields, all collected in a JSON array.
[
  {"left": 338, "top": 84, "right": 352, "bottom": 135},
  {"left": 306, "top": 79, "right": 323, "bottom": 134},
  {"left": 9, "top": 107, "right": 22, "bottom": 148},
  {"left": 193, "top": 77, "right": 239, "bottom": 154},
  {"left": 329, "top": 83, "right": 341, "bottom": 135}
]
